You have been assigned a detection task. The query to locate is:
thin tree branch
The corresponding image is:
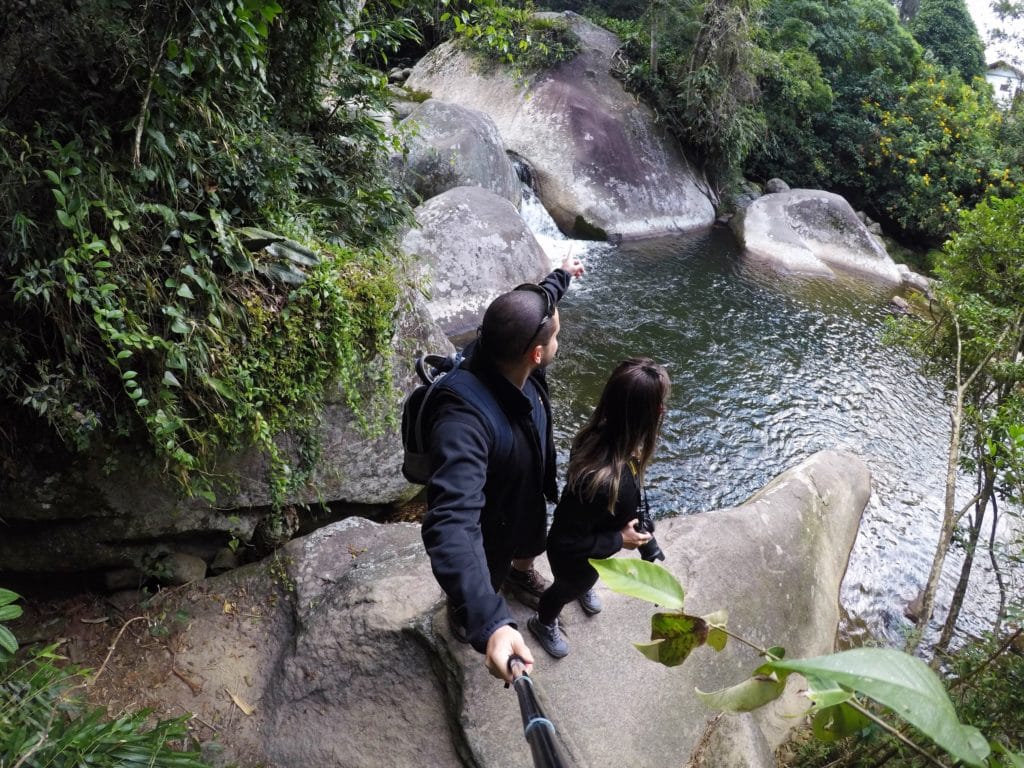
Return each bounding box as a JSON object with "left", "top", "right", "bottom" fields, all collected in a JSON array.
[
  {"left": 847, "top": 699, "right": 951, "bottom": 768},
  {"left": 90, "top": 615, "right": 147, "bottom": 685}
]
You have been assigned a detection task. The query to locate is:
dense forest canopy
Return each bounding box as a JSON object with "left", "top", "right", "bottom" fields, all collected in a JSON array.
[{"left": 0, "top": 0, "right": 415, "bottom": 504}]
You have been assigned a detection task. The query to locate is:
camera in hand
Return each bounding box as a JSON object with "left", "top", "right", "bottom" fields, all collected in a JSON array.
[{"left": 634, "top": 499, "right": 665, "bottom": 562}]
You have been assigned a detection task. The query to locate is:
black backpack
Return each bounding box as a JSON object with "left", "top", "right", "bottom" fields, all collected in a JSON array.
[{"left": 400, "top": 352, "right": 513, "bottom": 485}]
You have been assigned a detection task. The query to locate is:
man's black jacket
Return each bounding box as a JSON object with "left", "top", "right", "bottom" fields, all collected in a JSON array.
[{"left": 421, "top": 269, "right": 571, "bottom": 653}]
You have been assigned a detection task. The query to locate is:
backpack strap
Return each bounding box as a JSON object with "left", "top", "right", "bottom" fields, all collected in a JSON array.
[{"left": 434, "top": 368, "right": 514, "bottom": 470}]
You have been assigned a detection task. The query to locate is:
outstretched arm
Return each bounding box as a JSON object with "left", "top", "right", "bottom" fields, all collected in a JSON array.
[{"left": 561, "top": 254, "right": 585, "bottom": 278}]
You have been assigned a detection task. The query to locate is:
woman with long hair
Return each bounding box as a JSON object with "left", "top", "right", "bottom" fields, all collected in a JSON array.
[{"left": 528, "top": 357, "right": 671, "bottom": 658}]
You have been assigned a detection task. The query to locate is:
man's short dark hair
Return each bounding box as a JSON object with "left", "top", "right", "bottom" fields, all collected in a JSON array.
[{"left": 479, "top": 289, "right": 553, "bottom": 364}]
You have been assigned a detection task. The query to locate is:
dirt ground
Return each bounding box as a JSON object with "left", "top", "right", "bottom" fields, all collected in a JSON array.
[{"left": 9, "top": 577, "right": 275, "bottom": 763}]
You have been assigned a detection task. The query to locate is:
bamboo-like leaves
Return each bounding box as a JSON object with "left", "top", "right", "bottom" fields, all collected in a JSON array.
[{"left": 0, "top": 589, "right": 22, "bottom": 656}]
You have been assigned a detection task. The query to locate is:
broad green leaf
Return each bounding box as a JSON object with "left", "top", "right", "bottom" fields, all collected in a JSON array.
[
  {"left": 589, "top": 557, "right": 684, "bottom": 609},
  {"left": 146, "top": 127, "right": 174, "bottom": 158},
  {"left": 704, "top": 610, "right": 728, "bottom": 651},
  {"left": 0, "top": 605, "right": 22, "bottom": 622},
  {"left": 205, "top": 376, "right": 237, "bottom": 400},
  {"left": 803, "top": 673, "right": 854, "bottom": 709},
  {"left": 635, "top": 638, "right": 666, "bottom": 662},
  {"left": 706, "top": 626, "right": 728, "bottom": 652},
  {"left": 696, "top": 674, "right": 786, "bottom": 712},
  {"left": 634, "top": 612, "right": 709, "bottom": 667},
  {"left": 235, "top": 226, "right": 284, "bottom": 250},
  {"left": 222, "top": 248, "right": 252, "bottom": 273},
  {"left": 166, "top": 346, "right": 188, "bottom": 371},
  {"left": 768, "top": 648, "right": 990, "bottom": 767},
  {"left": 176, "top": 283, "right": 194, "bottom": 299},
  {"left": 0, "top": 625, "right": 16, "bottom": 654},
  {"left": 0, "top": 588, "right": 20, "bottom": 607},
  {"left": 56, "top": 209, "right": 74, "bottom": 228},
  {"left": 163, "top": 371, "right": 182, "bottom": 388},
  {"left": 812, "top": 703, "right": 871, "bottom": 742}
]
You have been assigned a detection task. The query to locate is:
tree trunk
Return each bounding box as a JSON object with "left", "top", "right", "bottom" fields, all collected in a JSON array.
[
  {"left": 907, "top": 392, "right": 963, "bottom": 655},
  {"left": 649, "top": 1, "right": 658, "bottom": 76},
  {"left": 936, "top": 495, "right": 987, "bottom": 652}
]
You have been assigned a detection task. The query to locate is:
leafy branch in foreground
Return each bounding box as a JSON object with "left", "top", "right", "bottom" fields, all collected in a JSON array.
[
  {"left": 0, "top": 588, "right": 211, "bottom": 767},
  {"left": 590, "top": 557, "right": 1023, "bottom": 768}
]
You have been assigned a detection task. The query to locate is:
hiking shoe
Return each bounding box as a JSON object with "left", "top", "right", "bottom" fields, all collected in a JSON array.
[
  {"left": 578, "top": 588, "right": 603, "bottom": 616},
  {"left": 446, "top": 600, "right": 470, "bottom": 645},
  {"left": 503, "top": 567, "right": 549, "bottom": 609},
  {"left": 528, "top": 615, "right": 569, "bottom": 658}
]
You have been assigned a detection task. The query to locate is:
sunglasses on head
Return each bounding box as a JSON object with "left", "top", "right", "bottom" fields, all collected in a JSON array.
[{"left": 513, "top": 283, "right": 555, "bottom": 355}]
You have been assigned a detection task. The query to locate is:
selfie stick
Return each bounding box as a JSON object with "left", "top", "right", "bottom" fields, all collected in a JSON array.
[{"left": 507, "top": 655, "right": 570, "bottom": 768}]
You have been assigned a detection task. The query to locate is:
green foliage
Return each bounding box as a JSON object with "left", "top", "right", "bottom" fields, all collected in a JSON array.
[
  {"left": 946, "top": 630, "right": 1024, "bottom": 754},
  {"left": 928, "top": 193, "right": 1024, "bottom": 499},
  {"left": 443, "top": 0, "right": 581, "bottom": 72},
  {"left": 592, "top": 558, "right": 1024, "bottom": 767},
  {"left": 746, "top": 0, "right": 1022, "bottom": 244},
  {"left": 862, "top": 62, "right": 1019, "bottom": 242},
  {"left": 0, "top": 0, "right": 412, "bottom": 505},
  {"left": 908, "top": 0, "right": 986, "bottom": 81},
  {"left": 772, "top": 650, "right": 990, "bottom": 767},
  {"left": 589, "top": 556, "right": 685, "bottom": 609},
  {"left": 0, "top": 590, "right": 22, "bottom": 661},
  {"left": 892, "top": 192, "right": 1024, "bottom": 501},
  {"left": 537, "top": 0, "right": 647, "bottom": 19},
  {"left": 0, "top": 589, "right": 211, "bottom": 765},
  {"left": 0, "top": 644, "right": 211, "bottom": 767},
  {"left": 749, "top": 0, "right": 922, "bottom": 195},
  {"left": 610, "top": 0, "right": 766, "bottom": 188}
]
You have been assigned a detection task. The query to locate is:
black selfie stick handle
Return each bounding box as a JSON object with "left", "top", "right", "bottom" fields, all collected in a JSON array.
[{"left": 508, "top": 655, "right": 570, "bottom": 768}]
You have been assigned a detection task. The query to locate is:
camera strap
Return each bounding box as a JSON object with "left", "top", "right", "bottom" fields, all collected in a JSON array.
[{"left": 627, "top": 459, "right": 650, "bottom": 518}]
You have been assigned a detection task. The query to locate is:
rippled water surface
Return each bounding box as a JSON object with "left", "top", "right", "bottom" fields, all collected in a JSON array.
[{"left": 543, "top": 228, "right": 1009, "bottom": 646}]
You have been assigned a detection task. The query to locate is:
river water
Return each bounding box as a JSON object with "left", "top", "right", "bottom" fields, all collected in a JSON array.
[{"left": 521, "top": 188, "right": 1014, "bottom": 648}]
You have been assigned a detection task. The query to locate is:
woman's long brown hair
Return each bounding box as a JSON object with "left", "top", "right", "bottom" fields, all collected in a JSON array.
[{"left": 565, "top": 358, "right": 671, "bottom": 513}]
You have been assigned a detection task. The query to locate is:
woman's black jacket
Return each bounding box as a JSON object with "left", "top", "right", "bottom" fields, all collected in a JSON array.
[{"left": 546, "top": 463, "right": 641, "bottom": 585}]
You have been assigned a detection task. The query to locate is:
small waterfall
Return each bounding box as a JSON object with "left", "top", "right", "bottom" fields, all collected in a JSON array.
[{"left": 509, "top": 153, "right": 613, "bottom": 269}]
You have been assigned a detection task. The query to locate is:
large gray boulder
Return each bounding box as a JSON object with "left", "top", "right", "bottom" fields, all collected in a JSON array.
[
  {"left": 0, "top": 281, "right": 451, "bottom": 576},
  {"left": 398, "top": 98, "right": 522, "bottom": 207},
  {"left": 400, "top": 185, "right": 551, "bottom": 336},
  {"left": 730, "top": 189, "right": 903, "bottom": 285},
  {"left": 74, "top": 449, "right": 869, "bottom": 768},
  {"left": 405, "top": 13, "right": 716, "bottom": 240}
]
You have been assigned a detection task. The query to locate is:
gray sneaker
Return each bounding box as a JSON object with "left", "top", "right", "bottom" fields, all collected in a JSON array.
[
  {"left": 578, "top": 588, "right": 603, "bottom": 616},
  {"left": 527, "top": 615, "right": 569, "bottom": 658}
]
